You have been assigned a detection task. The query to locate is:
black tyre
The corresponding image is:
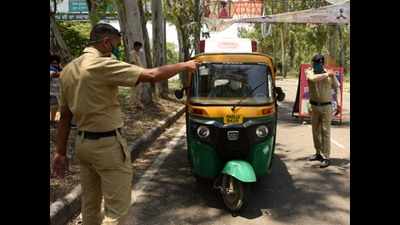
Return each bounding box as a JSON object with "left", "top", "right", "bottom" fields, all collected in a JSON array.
[{"left": 221, "top": 175, "right": 248, "bottom": 212}]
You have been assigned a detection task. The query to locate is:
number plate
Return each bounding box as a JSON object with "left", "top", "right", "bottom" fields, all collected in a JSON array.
[{"left": 224, "top": 114, "right": 243, "bottom": 124}]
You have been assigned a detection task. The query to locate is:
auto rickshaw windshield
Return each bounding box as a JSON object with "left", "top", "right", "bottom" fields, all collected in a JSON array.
[{"left": 191, "top": 63, "right": 274, "bottom": 105}]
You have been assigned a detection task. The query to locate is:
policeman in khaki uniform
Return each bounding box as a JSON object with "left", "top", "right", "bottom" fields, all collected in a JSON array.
[
  {"left": 52, "top": 23, "right": 198, "bottom": 225},
  {"left": 306, "top": 54, "right": 339, "bottom": 168}
]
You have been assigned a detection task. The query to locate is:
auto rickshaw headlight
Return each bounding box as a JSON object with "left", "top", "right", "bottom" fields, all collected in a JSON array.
[
  {"left": 256, "top": 125, "right": 269, "bottom": 138},
  {"left": 197, "top": 126, "right": 210, "bottom": 138}
]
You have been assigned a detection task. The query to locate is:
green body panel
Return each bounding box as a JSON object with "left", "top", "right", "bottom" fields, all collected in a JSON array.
[
  {"left": 222, "top": 160, "right": 257, "bottom": 182},
  {"left": 189, "top": 137, "right": 223, "bottom": 178},
  {"left": 247, "top": 137, "right": 274, "bottom": 177},
  {"left": 187, "top": 114, "right": 277, "bottom": 179}
]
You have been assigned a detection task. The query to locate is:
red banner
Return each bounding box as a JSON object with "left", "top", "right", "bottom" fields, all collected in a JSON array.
[{"left": 203, "top": 0, "right": 263, "bottom": 19}]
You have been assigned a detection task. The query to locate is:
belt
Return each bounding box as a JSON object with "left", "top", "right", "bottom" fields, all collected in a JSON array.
[
  {"left": 78, "top": 128, "right": 121, "bottom": 140},
  {"left": 310, "top": 100, "right": 331, "bottom": 106}
]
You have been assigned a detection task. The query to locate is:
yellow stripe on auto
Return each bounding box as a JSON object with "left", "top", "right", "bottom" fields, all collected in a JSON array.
[{"left": 188, "top": 105, "right": 275, "bottom": 118}]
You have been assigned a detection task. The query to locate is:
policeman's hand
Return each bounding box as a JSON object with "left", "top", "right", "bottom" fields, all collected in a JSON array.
[
  {"left": 52, "top": 152, "right": 68, "bottom": 179},
  {"left": 335, "top": 106, "right": 341, "bottom": 115},
  {"left": 185, "top": 60, "right": 199, "bottom": 72}
]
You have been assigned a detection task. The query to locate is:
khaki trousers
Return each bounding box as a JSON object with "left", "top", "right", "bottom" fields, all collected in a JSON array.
[
  {"left": 311, "top": 104, "right": 332, "bottom": 159},
  {"left": 75, "top": 129, "right": 133, "bottom": 225}
]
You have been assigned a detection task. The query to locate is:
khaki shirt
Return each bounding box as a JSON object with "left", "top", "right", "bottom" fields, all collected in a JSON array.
[
  {"left": 306, "top": 68, "right": 339, "bottom": 103},
  {"left": 128, "top": 50, "right": 143, "bottom": 66},
  {"left": 59, "top": 47, "right": 145, "bottom": 132}
]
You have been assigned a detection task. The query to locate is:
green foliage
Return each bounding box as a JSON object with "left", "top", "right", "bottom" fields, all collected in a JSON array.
[
  {"left": 163, "top": 0, "right": 201, "bottom": 57},
  {"left": 57, "top": 21, "right": 91, "bottom": 58},
  {"left": 166, "top": 42, "right": 178, "bottom": 64},
  {"left": 239, "top": 0, "right": 350, "bottom": 76}
]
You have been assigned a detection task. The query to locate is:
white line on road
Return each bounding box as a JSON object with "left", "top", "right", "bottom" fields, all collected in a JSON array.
[
  {"left": 278, "top": 102, "right": 349, "bottom": 150},
  {"left": 331, "top": 139, "right": 346, "bottom": 150},
  {"left": 131, "top": 126, "right": 186, "bottom": 204},
  {"left": 305, "top": 124, "right": 348, "bottom": 150}
]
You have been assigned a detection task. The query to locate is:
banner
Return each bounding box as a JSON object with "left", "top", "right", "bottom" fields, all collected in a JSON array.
[
  {"left": 293, "top": 64, "right": 344, "bottom": 123},
  {"left": 203, "top": 0, "right": 263, "bottom": 19}
]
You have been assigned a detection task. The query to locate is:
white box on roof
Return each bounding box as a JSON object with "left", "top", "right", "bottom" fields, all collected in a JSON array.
[{"left": 204, "top": 38, "right": 253, "bottom": 53}]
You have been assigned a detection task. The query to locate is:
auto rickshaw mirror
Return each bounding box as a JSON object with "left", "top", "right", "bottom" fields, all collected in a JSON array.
[
  {"left": 276, "top": 87, "right": 285, "bottom": 102},
  {"left": 174, "top": 89, "right": 184, "bottom": 99}
]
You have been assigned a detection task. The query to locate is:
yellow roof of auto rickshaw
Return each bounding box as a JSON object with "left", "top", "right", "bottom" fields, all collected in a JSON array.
[
  {"left": 192, "top": 52, "right": 274, "bottom": 65},
  {"left": 192, "top": 52, "right": 276, "bottom": 78}
]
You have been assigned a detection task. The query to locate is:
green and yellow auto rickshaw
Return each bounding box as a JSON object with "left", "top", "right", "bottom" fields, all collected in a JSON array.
[{"left": 175, "top": 38, "right": 285, "bottom": 212}]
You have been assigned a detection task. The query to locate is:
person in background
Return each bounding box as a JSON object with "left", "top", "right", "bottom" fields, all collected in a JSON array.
[{"left": 50, "top": 54, "right": 62, "bottom": 127}]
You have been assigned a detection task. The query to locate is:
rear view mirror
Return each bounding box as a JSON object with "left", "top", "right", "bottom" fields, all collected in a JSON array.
[
  {"left": 276, "top": 87, "right": 285, "bottom": 102},
  {"left": 174, "top": 89, "right": 184, "bottom": 99}
]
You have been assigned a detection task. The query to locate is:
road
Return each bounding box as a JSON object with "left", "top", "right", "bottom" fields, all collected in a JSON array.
[{"left": 72, "top": 78, "right": 350, "bottom": 225}]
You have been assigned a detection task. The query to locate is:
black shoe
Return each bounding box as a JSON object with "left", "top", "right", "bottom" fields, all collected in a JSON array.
[
  {"left": 308, "top": 154, "right": 323, "bottom": 161},
  {"left": 320, "top": 159, "right": 330, "bottom": 168}
]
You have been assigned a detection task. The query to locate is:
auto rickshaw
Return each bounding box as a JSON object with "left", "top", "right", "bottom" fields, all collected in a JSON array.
[{"left": 175, "top": 38, "right": 285, "bottom": 212}]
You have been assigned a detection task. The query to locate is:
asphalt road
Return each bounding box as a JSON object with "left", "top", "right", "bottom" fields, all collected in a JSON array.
[
  {"left": 70, "top": 78, "right": 350, "bottom": 225},
  {"left": 119, "top": 78, "right": 350, "bottom": 225}
]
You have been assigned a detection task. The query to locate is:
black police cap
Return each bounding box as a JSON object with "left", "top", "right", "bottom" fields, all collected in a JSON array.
[{"left": 312, "top": 54, "right": 324, "bottom": 64}]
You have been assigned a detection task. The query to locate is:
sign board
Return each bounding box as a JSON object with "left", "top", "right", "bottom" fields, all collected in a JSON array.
[
  {"left": 292, "top": 64, "right": 344, "bottom": 123},
  {"left": 232, "top": 0, "right": 349, "bottom": 24},
  {"left": 69, "top": 0, "right": 88, "bottom": 12},
  {"left": 204, "top": 38, "right": 253, "bottom": 53}
]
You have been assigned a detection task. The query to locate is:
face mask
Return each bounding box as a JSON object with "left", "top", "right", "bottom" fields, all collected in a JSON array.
[
  {"left": 313, "top": 63, "right": 324, "bottom": 74},
  {"left": 111, "top": 44, "right": 121, "bottom": 60}
]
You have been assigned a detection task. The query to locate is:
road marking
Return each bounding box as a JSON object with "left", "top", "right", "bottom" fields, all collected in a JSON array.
[
  {"left": 331, "top": 138, "right": 346, "bottom": 150},
  {"left": 132, "top": 125, "right": 186, "bottom": 203},
  {"left": 278, "top": 101, "right": 349, "bottom": 150},
  {"left": 304, "top": 124, "right": 347, "bottom": 150}
]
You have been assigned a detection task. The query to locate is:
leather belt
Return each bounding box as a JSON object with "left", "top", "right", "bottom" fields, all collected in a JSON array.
[
  {"left": 78, "top": 128, "right": 121, "bottom": 140},
  {"left": 310, "top": 100, "right": 331, "bottom": 106}
]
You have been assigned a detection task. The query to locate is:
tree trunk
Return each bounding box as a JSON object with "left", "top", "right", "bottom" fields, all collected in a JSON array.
[
  {"left": 327, "top": 24, "right": 338, "bottom": 65},
  {"left": 138, "top": 0, "right": 156, "bottom": 102},
  {"left": 138, "top": 0, "right": 152, "bottom": 68},
  {"left": 152, "top": 0, "right": 168, "bottom": 99},
  {"left": 176, "top": 26, "right": 190, "bottom": 88},
  {"left": 50, "top": 13, "right": 73, "bottom": 64},
  {"left": 338, "top": 24, "right": 344, "bottom": 67},
  {"left": 194, "top": 0, "right": 201, "bottom": 54},
  {"left": 281, "top": 0, "right": 288, "bottom": 78},
  {"left": 115, "top": 0, "right": 153, "bottom": 106},
  {"left": 271, "top": 0, "right": 276, "bottom": 64},
  {"left": 86, "top": 0, "right": 99, "bottom": 27},
  {"left": 280, "top": 25, "right": 286, "bottom": 78}
]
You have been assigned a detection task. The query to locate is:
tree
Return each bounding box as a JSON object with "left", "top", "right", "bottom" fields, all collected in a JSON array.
[
  {"left": 164, "top": 0, "right": 200, "bottom": 88},
  {"left": 114, "top": 0, "right": 153, "bottom": 106},
  {"left": 50, "top": 1, "right": 73, "bottom": 64},
  {"left": 239, "top": 0, "right": 349, "bottom": 75},
  {"left": 86, "top": 0, "right": 99, "bottom": 26},
  {"left": 152, "top": 0, "right": 169, "bottom": 98}
]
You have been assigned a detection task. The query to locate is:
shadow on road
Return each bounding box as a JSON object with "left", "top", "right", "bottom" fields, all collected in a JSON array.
[{"left": 128, "top": 135, "right": 349, "bottom": 225}]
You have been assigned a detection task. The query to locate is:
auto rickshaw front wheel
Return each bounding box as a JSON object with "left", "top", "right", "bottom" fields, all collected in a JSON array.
[{"left": 220, "top": 174, "right": 248, "bottom": 212}]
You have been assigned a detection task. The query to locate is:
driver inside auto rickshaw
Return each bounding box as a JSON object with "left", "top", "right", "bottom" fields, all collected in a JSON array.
[{"left": 209, "top": 79, "right": 250, "bottom": 98}]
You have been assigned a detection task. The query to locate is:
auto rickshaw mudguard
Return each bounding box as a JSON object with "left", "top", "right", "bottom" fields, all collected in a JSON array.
[{"left": 222, "top": 160, "right": 257, "bottom": 183}]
